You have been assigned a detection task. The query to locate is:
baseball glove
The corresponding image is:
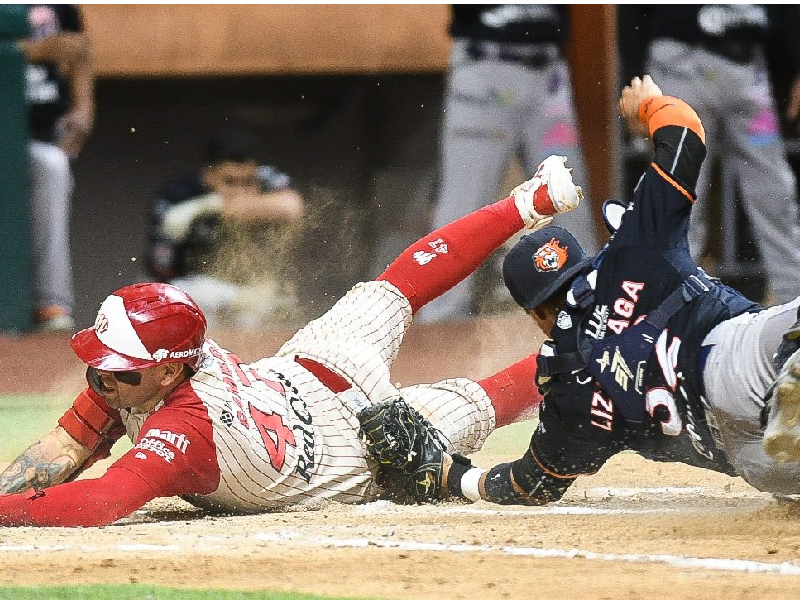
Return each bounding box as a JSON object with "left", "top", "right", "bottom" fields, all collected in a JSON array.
[{"left": 357, "top": 398, "right": 447, "bottom": 503}]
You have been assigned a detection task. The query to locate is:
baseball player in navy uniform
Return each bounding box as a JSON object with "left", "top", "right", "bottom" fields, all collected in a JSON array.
[{"left": 369, "top": 76, "right": 800, "bottom": 505}]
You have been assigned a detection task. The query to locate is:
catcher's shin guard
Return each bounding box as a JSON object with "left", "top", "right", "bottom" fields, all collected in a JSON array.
[
  {"left": 763, "top": 316, "right": 800, "bottom": 462},
  {"left": 357, "top": 398, "right": 447, "bottom": 502}
]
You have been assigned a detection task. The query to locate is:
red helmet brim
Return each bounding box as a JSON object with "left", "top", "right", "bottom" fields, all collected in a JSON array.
[{"left": 70, "top": 327, "right": 153, "bottom": 371}]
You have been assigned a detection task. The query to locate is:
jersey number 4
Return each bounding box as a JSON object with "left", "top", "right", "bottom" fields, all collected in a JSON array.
[{"left": 249, "top": 405, "right": 297, "bottom": 470}]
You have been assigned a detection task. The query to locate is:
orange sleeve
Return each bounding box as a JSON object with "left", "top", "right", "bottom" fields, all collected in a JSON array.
[{"left": 638, "top": 96, "right": 706, "bottom": 144}]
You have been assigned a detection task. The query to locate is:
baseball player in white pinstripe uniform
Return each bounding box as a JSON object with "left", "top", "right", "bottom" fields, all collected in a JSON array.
[{"left": 0, "top": 157, "right": 581, "bottom": 525}]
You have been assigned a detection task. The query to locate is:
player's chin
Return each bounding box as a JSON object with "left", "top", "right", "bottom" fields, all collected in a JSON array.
[{"left": 100, "top": 392, "right": 123, "bottom": 409}]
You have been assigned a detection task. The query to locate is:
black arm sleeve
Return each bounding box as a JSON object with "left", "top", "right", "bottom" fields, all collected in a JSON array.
[
  {"left": 652, "top": 125, "right": 707, "bottom": 196},
  {"left": 481, "top": 444, "right": 576, "bottom": 506}
]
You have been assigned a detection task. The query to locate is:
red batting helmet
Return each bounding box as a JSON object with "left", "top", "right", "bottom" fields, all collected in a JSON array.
[{"left": 71, "top": 283, "right": 207, "bottom": 371}]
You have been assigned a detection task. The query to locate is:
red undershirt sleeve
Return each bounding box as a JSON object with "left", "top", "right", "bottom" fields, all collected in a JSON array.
[
  {"left": 377, "top": 196, "right": 524, "bottom": 313},
  {"left": 0, "top": 467, "right": 157, "bottom": 527},
  {"left": 478, "top": 353, "right": 542, "bottom": 428},
  {"left": 0, "top": 392, "right": 221, "bottom": 527}
]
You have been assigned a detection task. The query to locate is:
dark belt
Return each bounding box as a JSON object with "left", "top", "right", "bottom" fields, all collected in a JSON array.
[{"left": 466, "top": 42, "right": 557, "bottom": 69}]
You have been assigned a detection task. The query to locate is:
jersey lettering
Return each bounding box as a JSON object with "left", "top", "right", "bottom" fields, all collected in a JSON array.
[
  {"left": 614, "top": 298, "right": 635, "bottom": 318},
  {"left": 585, "top": 304, "right": 609, "bottom": 340},
  {"left": 608, "top": 280, "right": 646, "bottom": 334},
  {"left": 271, "top": 371, "right": 317, "bottom": 483},
  {"left": 248, "top": 405, "right": 297, "bottom": 471},
  {"left": 621, "top": 280, "right": 645, "bottom": 302},
  {"left": 227, "top": 353, "right": 251, "bottom": 388},
  {"left": 429, "top": 238, "right": 448, "bottom": 254},
  {"left": 248, "top": 369, "right": 287, "bottom": 396},
  {"left": 413, "top": 250, "right": 436, "bottom": 265},
  {"left": 607, "top": 319, "right": 630, "bottom": 335},
  {"left": 590, "top": 391, "right": 613, "bottom": 431},
  {"left": 208, "top": 345, "right": 248, "bottom": 427}
]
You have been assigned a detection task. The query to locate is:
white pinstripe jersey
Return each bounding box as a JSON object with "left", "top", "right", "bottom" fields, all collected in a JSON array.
[{"left": 116, "top": 281, "right": 495, "bottom": 513}]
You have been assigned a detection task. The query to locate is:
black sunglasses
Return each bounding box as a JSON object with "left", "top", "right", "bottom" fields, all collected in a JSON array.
[{"left": 86, "top": 367, "right": 142, "bottom": 394}]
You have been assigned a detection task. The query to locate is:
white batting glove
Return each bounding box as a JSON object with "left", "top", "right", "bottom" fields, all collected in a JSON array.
[{"left": 512, "top": 155, "right": 584, "bottom": 230}]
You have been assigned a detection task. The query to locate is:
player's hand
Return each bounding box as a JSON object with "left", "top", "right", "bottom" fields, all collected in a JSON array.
[
  {"left": 56, "top": 108, "right": 94, "bottom": 159},
  {"left": 511, "top": 155, "right": 583, "bottom": 230},
  {"left": 619, "top": 75, "right": 663, "bottom": 137}
]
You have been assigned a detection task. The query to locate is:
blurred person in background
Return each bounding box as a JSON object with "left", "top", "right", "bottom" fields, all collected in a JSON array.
[
  {"left": 619, "top": 5, "right": 800, "bottom": 306},
  {"left": 23, "top": 4, "right": 94, "bottom": 332},
  {"left": 419, "top": 4, "right": 599, "bottom": 323},
  {"left": 145, "top": 128, "right": 304, "bottom": 329}
]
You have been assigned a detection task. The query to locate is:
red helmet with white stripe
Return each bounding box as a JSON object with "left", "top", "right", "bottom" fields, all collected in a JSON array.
[{"left": 71, "top": 283, "right": 207, "bottom": 371}]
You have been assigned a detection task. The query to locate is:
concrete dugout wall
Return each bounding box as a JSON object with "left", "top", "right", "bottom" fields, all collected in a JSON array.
[{"left": 68, "top": 6, "right": 617, "bottom": 327}]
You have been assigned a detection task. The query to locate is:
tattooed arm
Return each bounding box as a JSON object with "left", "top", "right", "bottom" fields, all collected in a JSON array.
[{"left": 0, "top": 427, "right": 93, "bottom": 495}]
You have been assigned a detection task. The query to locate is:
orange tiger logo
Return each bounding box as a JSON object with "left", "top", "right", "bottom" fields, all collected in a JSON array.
[{"left": 533, "top": 238, "right": 568, "bottom": 273}]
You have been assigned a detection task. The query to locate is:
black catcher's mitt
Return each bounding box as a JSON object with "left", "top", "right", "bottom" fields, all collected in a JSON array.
[{"left": 357, "top": 398, "right": 447, "bottom": 502}]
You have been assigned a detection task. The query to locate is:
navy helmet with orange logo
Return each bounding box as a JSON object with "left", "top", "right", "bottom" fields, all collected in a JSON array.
[{"left": 503, "top": 226, "right": 591, "bottom": 310}]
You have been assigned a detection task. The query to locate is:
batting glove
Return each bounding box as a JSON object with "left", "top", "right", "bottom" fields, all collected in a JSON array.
[{"left": 512, "top": 155, "right": 584, "bottom": 230}]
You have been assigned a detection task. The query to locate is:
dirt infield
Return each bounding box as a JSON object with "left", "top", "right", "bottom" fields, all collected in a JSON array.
[{"left": 2, "top": 316, "right": 800, "bottom": 598}]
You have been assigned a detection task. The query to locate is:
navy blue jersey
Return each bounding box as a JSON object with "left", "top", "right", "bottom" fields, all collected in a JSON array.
[
  {"left": 26, "top": 4, "right": 83, "bottom": 142},
  {"left": 535, "top": 115, "right": 761, "bottom": 482},
  {"left": 480, "top": 100, "right": 762, "bottom": 505},
  {"left": 450, "top": 5, "right": 569, "bottom": 46}
]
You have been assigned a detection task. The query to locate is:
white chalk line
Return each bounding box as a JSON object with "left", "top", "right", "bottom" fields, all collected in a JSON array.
[
  {"left": 356, "top": 503, "right": 681, "bottom": 516},
  {"left": 252, "top": 532, "right": 800, "bottom": 576},
  {"left": 0, "top": 484, "right": 782, "bottom": 576},
  {"left": 580, "top": 486, "right": 766, "bottom": 499},
  {"left": 353, "top": 484, "right": 769, "bottom": 518},
  {"left": 441, "top": 505, "right": 679, "bottom": 516}
]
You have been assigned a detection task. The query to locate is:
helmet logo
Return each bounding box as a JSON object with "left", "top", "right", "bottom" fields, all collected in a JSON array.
[
  {"left": 152, "top": 348, "right": 169, "bottom": 362},
  {"left": 95, "top": 311, "right": 109, "bottom": 334},
  {"left": 533, "top": 238, "right": 568, "bottom": 273}
]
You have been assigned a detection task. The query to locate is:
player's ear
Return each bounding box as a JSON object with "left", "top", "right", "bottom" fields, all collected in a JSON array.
[{"left": 159, "top": 362, "right": 186, "bottom": 388}]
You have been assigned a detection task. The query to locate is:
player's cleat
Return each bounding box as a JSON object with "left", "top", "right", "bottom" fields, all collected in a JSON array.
[
  {"left": 357, "top": 398, "right": 447, "bottom": 502},
  {"left": 762, "top": 318, "right": 800, "bottom": 463},
  {"left": 511, "top": 155, "right": 583, "bottom": 231}
]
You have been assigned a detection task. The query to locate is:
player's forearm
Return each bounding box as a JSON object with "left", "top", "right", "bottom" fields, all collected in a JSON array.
[
  {"left": 68, "top": 38, "right": 95, "bottom": 118},
  {"left": 639, "top": 96, "right": 707, "bottom": 197},
  {"left": 444, "top": 446, "right": 574, "bottom": 505},
  {"left": 377, "top": 196, "right": 523, "bottom": 312},
  {"left": 0, "top": 467, "right": 156, "bottom": 527},
  {"left": 0, "top": 427, "right": 91, "bottom": 495},
  {"left": 223, "top": 188, "right": 304, "bottom": 223},
  {"left": 638, "top": 96, "right": 704, "bottom": 143}
]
